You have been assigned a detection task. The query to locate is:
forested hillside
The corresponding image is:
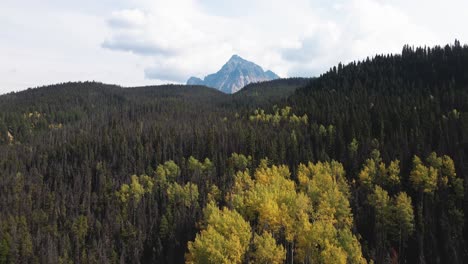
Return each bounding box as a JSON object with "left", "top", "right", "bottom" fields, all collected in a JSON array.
[{"left": 0, "top": 41, "right": 467, "bottom": 264}]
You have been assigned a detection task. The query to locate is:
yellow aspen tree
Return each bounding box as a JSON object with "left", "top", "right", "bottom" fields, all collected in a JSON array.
[
  {"left": 186, "top": 202, "right": 251, "bottom": 264},
  {"left": 252, "top": 231, "right": 286, "bottom": 264}
]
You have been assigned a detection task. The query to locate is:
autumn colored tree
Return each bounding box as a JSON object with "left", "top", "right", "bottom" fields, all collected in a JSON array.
[
  {"left": 226, "top": 160, "right": 366, "bottom": 264},
  {"left": 297, "top": 161, "right": 366, "bottom": 264},
  {"left": 359, "top": 150, "right": 400, "bottom": 190},
  {"left": 251, "top": 231, "right": 286, "bottom": 264},
  {"left": 391, "top": 192, "right": 415, "bottom": 263},
  {"left": 186, "top": 202, "right": 251, "bottom": 264}
]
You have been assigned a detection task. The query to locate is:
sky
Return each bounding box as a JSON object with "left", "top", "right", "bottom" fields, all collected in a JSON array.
[{"left": 1, "top": 0, "right": 467, "bottom": 94}]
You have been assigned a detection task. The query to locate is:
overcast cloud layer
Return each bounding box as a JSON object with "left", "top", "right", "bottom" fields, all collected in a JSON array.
[{"left": 0, "top": 0, "right": 467, "bottom": 93}]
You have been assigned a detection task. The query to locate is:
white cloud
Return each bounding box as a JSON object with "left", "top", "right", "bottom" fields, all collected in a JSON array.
[
  {"left": 0, "top": 0, "right": 467, "bottom": 93},
  {"left": 108, "top": 9, "right": 147, "bottom": 29},
  {"left": 103, "top": 0, "right": 464, "bottom": 82},
  {"left": 0, "top": 1, "right": 160, "bottom": 93},
  {"left": 101, "top": 0, "right": 317, "bottom": 80}
]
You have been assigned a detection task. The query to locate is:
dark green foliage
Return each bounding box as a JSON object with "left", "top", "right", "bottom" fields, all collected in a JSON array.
[
  {"left": 233, "top": 77, "right": 311, "bottom": 106},
  {"left": 0, "top": 41, "right": 467, "bottom": 263}
]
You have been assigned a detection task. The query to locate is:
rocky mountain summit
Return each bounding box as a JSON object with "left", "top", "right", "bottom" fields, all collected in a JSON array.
[{"left": 187, "top": 55, "right": 279, "bottom": 93}]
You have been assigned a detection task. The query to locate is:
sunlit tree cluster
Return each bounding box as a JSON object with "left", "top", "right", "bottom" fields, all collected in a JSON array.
[
  {"left": 187, "top": 156, "right": 366, "bottom": 264},
  {"left": 249, "top": 106, "right": 308, "bottom": 126}
]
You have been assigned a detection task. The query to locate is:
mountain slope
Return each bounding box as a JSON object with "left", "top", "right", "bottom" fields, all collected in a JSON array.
[
  {"left": 187, "top": 55, "right": 279, "bottom": 93},
  {"left": 232, "top": 77, "right": 310, "bottom": 106},
  {"left": 0, "top": 42, "right": 467, "bottom": 264}
]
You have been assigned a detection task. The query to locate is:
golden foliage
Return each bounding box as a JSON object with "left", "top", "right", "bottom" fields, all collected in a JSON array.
[
  {"left": 252, "top": 231, "right": 286, "bottom": 264},
  {"left": 186, "top": 202, "right": 251, "bottom": 264}
]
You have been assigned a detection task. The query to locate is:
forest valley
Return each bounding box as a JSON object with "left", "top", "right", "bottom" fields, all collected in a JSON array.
[{"left": 0, "top": 41, "right": 467, "bottom": 263}]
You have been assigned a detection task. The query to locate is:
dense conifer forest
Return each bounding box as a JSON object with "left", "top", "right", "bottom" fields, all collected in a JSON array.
[{"left": 0, "top": 42, "right": 467, "bottom": 263}]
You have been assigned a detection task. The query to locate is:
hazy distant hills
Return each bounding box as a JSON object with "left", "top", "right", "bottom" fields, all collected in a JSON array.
[{"left": 187, "top": 55, "right": 279, "bottom": 94}]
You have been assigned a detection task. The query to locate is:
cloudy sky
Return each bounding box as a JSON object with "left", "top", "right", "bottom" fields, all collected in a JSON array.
[{"left": 1, "top": 0, "right": 467, "bottom": 94}]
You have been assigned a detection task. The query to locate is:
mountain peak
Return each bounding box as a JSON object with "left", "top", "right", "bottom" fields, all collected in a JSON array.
[
  {"left": 187, "top": 76, "right": 203, "bottom": 85},
  {"left": 187, "top": 55, "right": 279, "bottom": 93},
  {"left": 230, "top": 54, "right": 242, "bottom": 60},
  {"left": 227, "top": 54, "right": 246, "bottom": 63}
]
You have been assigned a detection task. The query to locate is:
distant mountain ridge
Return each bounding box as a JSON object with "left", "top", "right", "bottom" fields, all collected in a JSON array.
[{"left": 187, "top": 55, "right": 279, "bottom": 93}]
